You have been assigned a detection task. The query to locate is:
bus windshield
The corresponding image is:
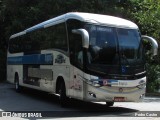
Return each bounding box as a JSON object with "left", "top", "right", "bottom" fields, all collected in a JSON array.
[
  {"left": 85, "top": 24, "right": 145, "bottom": 67},
  {"left": 117, "top": 28, "right": 144, "bottom": 65}
]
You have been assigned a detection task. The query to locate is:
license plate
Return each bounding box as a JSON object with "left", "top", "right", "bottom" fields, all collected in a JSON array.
[
  {"left": 118, "top": 81, "right": 128, "bottom": 86},
  {"left": 114, "top": 97, "right": 125, "bottom": 102}
]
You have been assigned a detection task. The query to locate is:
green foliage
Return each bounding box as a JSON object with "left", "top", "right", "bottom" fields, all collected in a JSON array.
[
  {"left": 131, "top": 0, "right": 160, "bottom": 92},
  {"left": 126, "top": 0, "right": 160, "bottom": 38},
  {"left": 146, "top": 64, "right": 160, "bottom": 92},
  {"left": 0, "top": 0, "right": 6, "bottom": 81},
  {"left": 0, "top": 0, "right": 160, "bottom": 92}
]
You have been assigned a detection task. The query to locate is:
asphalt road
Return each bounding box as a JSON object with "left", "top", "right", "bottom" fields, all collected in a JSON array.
[{"left": 0, "top": 82, "right": 160, "bottom": 120}]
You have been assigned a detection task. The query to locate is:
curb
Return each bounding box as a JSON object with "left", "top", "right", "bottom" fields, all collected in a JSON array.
[{"left": 146, "top": 92, "right": 160, "bottom": 97}]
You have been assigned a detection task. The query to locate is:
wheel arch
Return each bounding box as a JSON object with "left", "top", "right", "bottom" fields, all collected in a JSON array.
[{"left": 56, "top": 76, "right": 66, "bottom": 94}]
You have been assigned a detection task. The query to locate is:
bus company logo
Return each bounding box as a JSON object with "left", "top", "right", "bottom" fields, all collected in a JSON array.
[
  {"left": 119, "top": 88, "right": 123, "bottom": 93},
  {"left": 102, "top": 79, "right": 118, "bottom": 86},
  {"left": 121, "top": 66, "right": 126, "bottom": 73},
  {"left": 55, "top": 54, "right": 66, "bottom": 64},
  {"left": 2, "top": 112, "right": 11, "bottom": 117},
  {"left": 1, "top": 112, "right": 42, "bottom": 118},
  {"left": 103, "top": 79, "right": 108, "bottom": 86}
]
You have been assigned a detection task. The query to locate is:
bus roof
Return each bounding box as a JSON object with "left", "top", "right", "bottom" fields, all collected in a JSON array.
[{"left": 10, "top": 12, "right": 138, "bottom": 39}]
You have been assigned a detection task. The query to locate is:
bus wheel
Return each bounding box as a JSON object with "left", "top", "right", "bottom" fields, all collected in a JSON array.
[
  {"left": 106, "top": 102, "right": 114, "bottom": 107},
  {"left": 15, "top": 74, "right": 21, "bottom": 92},
  {"left": 59, "top": 81, "right": 68, "bottom": 107}
]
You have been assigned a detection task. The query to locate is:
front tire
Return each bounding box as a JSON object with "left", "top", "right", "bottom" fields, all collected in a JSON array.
[
  {"left": 15, "top": 74, "right": 21, "bottom": 92},
  {"left": 59, "top": 81, "right": 68, "bottom": 107},
  {"left": 106, "top": 102, "right": 114, "bottom": 107}
]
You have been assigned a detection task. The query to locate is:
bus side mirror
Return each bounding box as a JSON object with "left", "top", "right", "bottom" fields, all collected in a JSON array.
[
  {"left": 72, "top": 29, "right": 89, "bottom": 49},
  {"left": 142, "top": 35, "right": 158, "bottom": 56}
]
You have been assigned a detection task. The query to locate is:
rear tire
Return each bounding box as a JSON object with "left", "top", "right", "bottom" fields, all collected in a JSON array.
[
  {"left": 15, "top": 74, "right": 21, "bottom": 92},
  {"left": 106, "top": 102, "right": 114, "bottom": 107}
]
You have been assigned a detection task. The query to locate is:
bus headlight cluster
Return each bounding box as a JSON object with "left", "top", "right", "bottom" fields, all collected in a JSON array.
[
  {"left": 87, "top": 79, "right": 101, "bottom": 87},
  {"left": 137, "top": 83, "right": 146, "bottom": 89},
  {"left": 92, "top": 81, "right": 101, "bottom": 87}
]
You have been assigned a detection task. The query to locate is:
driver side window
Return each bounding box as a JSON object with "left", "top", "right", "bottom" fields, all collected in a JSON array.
[{"left": 67, "top": 19, "right": 84, "bottom": 69}]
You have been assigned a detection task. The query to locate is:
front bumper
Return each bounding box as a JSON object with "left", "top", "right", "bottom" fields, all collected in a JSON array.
[{"left": 85, "top": 82, "right": 146, "bottom": 102}]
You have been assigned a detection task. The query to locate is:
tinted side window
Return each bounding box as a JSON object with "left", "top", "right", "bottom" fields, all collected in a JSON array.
[
  {"left": 9, "top": 37, "right": 20, "bottom": 53},
  {"left": 52, "top": 23, "right": 68, "bottom": 51},
  {"left": 29, "top": 22, "right": 68, "bottom": 51},
  {"left": 9, "top": 34, "right": 31, "bottom": 53},
  {"left": 9, "top": 22, "right": 68, "bottom": 53}
]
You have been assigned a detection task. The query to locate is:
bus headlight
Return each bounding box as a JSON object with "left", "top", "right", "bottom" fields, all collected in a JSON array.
[
  {"left": 88, "top": 79, "right": 101, "bottom": 87},
  {"left": 137, "top": 83, "right": 146, "bottom": 89},
  {"left": 92, "top": 81, "right": 101, "bottom": 87}
]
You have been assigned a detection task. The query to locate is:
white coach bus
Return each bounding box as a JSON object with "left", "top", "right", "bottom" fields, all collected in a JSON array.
[{"left": 7, "top": 12, "right": 158, "bottom": 107}]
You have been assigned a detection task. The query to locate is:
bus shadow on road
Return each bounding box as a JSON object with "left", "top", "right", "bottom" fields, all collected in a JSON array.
[
  {"left": 61, "top": 99, "right": 138, "bottom": 117},
  {"left": 12, "top": 87, "right": 138, "bottom": 117}
]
